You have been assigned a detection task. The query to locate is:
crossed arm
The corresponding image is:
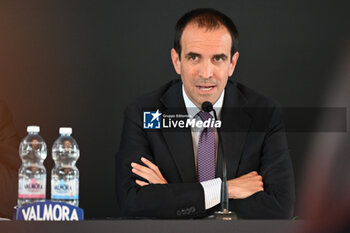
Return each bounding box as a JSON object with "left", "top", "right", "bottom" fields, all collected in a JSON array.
[
  {"left": 116, "top": 102, "right": 295, "bottom": 219},
  {"left": 131, "top": 157, "right": 264, "bottom": 200}
]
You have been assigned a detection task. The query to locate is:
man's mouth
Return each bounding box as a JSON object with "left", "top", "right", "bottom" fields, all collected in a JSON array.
[{"left": 196, "top": 85, "right": 215, "bottom": 91}]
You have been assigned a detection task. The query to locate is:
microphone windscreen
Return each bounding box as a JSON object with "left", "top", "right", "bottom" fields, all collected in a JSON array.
[{"left": 201, "top": 101, "right": 213, "bottom": 112}]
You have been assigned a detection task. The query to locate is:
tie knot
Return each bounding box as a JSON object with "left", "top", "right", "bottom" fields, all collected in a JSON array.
[{"left": 197, "top": 111, "right": 213, "bottom": 121}]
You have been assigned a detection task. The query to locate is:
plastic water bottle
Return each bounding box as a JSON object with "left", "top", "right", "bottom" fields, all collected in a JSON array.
[
  {"left": 18, "top": 126, "right": 47, "bottom": 207},
  {"left": 51, "top": 127, "right": 80, "bottom": 206}
]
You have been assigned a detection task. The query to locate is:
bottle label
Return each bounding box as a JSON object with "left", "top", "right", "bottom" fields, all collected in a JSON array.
[
  {"left": 18, "top": 178, "right": 46, "bottom": 199},
  {"left": 51, "top": 179, "right": 79, "bottom": 200}
]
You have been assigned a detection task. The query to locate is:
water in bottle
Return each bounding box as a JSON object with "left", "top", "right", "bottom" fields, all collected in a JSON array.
[
  {"left": 51, "top": 127, "right": 80, "bottom": 206},
  {"left": 18, "top": 126, "right": 47, "bottom": 207}
]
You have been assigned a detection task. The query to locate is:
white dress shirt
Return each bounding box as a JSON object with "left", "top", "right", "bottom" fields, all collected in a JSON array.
[{"left": 182, "top": 85, "right": 223, "bottom": 210}]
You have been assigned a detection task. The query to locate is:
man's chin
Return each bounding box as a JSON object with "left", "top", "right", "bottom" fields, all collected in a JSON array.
[{"left": 194, "top": 96, "right": 218, "bottom": 107}]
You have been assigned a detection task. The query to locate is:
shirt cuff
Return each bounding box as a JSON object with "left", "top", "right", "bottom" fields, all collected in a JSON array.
[{"left": 200, "top": 178, "right": 222, "bottom": 210}]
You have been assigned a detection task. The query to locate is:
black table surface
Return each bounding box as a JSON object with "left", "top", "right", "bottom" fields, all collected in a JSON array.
[{"left": 0, "top": 220, "right": 302, "bottom": 233}]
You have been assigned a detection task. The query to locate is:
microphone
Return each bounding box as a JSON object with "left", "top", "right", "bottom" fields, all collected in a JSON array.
[
  {"left": 201, "top": 101, "right": 237, "bottom": 220},
  {"left": 201, "top": 101, "right": 213, "bottom": 112}
]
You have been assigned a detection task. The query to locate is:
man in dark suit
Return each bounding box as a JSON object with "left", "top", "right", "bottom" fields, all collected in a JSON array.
[{"left": 115, "top": 8, "right": 295, "bottom": 219}]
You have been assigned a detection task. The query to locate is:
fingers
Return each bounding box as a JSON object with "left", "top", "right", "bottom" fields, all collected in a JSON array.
[
  {"left": 131, "top": 166, "right": 153, "bottom": 182},
  {"left": 135, "top": 180, "right": 149, "bottom": 186},
  {"left": 140, "top": 157, "right": 159, "bottom": 172},
  {"left": 259, "top": 185, "right": 264, "bottom": 191},
  {"left": 131, "top": 158, "right": 159, "bottom": 174},
  {"left": 131, "top": 160, "right": 159, "bottom": 181},
  {"left": 245, "top": 171, "right": 258, "bottom": 177},
  {"left": 130, "top": 158, "right": 168, "bottom": 184},
  {"left": 140, "top": 157, "right": 164, "bottom": 178},
  {"left": 243, "top": 171, "right": 263, "bottom": 181},
  {"left": 248, "top": 172, "right": 264, "bottom": 190},
  {"left": 256, "top": 175, "right": 263, "bottom": 181},
  {"left": 132, "top": 157, "right": 164, "bottom": 176},
  {"left": 131, "top": 162, "right": 152, "bottom": 174},
  {"left": 228, "top": 171, "right": 264, "bottom": 199}
]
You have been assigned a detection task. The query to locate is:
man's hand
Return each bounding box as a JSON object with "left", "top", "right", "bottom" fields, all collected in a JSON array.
[
  {"left": 228, "top": 171, "right": 264, "bottom": 199},
  {"left": 131, "top": 157, "right": 168, "bottom": 186}
]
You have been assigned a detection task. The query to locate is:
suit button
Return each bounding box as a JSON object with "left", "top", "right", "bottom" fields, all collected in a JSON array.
[
  {"left": 181, "top": 209, "right": 186, "bottom": 215},
  {"left": 190, "top": 206, "right": 196, "bottom": 213},
  {"left": 176, "top": 210, "right": 181, "bottom": 216}
]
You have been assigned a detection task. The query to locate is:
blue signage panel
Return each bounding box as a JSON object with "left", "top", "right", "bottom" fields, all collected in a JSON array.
[{"left": 14, "top": 201, "right": 84, "bottom": 221}]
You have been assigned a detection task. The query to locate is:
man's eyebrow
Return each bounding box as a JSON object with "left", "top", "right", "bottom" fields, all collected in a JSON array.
[
  {"left": 185, "top": 52, "right": 201, "bottom": 58},
  {"left": 213, "top": 53, "right": 228, "bottom": 59}
]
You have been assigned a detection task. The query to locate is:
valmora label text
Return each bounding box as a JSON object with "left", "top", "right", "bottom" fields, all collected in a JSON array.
[{"left": 14, "top": 201, "right": 84, "bottom": 221}]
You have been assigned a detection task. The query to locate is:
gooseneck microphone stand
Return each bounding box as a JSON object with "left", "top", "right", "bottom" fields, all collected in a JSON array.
[{"left": 202, "top": 101, "right": 238, "bottom": 220}]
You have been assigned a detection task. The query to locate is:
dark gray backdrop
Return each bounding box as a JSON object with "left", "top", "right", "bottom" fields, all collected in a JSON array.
[{"left": 0, "top": 0, "right": 349, "bottom": 219}]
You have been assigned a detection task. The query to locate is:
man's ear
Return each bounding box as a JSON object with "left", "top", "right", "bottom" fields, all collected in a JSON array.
[
  {"left": 171, "top": 48, "right": 181, "bottom": 75},
  {"left": 228, "top": 52, "right": 239, "bottom": 76}
]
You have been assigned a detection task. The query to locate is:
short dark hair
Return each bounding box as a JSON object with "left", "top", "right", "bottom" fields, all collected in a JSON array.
[{"left": 174, "top": 8, "right": 239, "bottom": 60}]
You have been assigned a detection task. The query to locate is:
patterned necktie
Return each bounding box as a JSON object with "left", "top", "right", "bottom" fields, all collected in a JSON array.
[{"left": 197, "top": 111, "right": 216, "bottom": 182}]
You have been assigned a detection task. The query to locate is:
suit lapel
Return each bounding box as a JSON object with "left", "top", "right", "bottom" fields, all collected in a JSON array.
[
  {"left": 160, "top": 81, "right": 197, "bottom": 183},
  {"left": 216, "top": 80, "right": 252, "bottom": 179}
]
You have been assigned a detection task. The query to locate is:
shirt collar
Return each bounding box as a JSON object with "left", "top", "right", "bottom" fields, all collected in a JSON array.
[{"left": 182, "top": 84, "right": 224, "bottom": 120}]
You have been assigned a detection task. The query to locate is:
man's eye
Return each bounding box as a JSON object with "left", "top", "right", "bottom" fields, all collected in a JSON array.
[
  {"left": 189, "top": 55, "right": 198, "bottom": 61},
  {"left": 213, "top": 56, "right": 225, "bottom": 62}
]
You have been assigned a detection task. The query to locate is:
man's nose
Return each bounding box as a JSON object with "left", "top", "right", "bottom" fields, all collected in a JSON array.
[{"left": 199, "top": 60, "right": 214, "bottom": 79}]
